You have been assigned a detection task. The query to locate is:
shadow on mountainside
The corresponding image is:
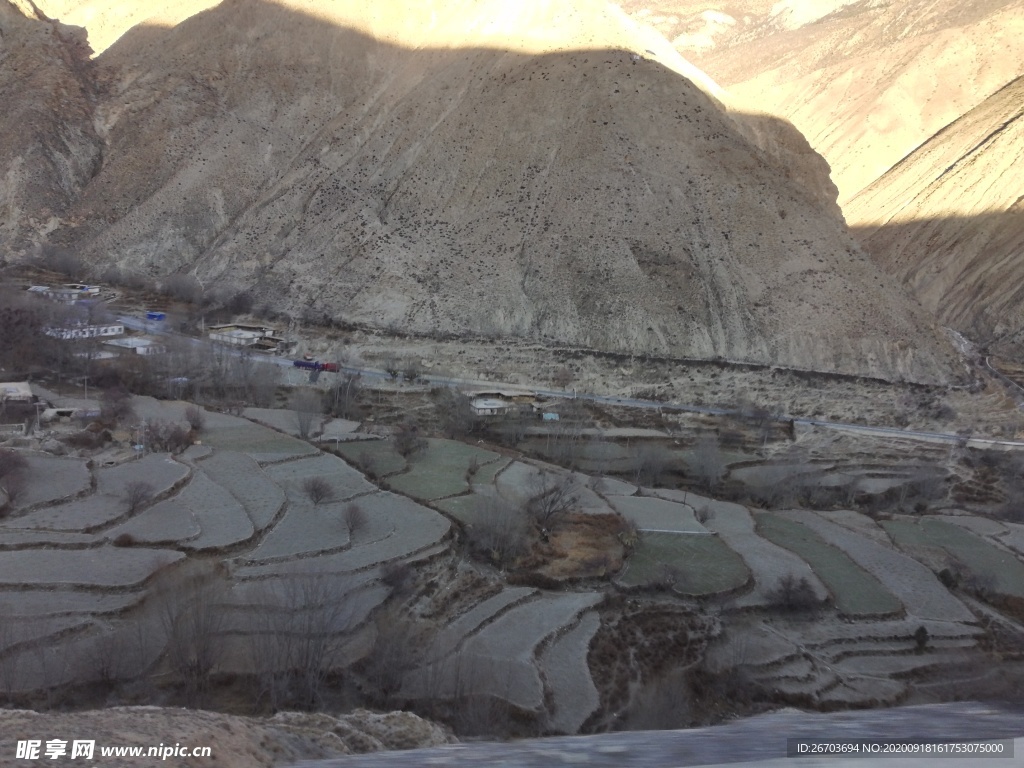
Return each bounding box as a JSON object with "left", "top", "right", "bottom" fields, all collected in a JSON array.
[{"left": 850, "top": 209, "right": 1024, "bottom": 357}]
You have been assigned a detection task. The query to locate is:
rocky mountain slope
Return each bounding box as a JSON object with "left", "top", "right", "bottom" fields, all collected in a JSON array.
[
  {"left": 2, "top": 0, "right": 963, "bottom": 381},
  {"left": 626, "top": 0, "right": 1024, "bottom": 205},
  {"left": 0, "top": 0, "right": 101, "bottom": 246},
  {"left": 625, "top": 0, "right": 1024, "bottom": 355},
  {"left": 848, "top": 77, "right": 1024, "bottom": 354}
]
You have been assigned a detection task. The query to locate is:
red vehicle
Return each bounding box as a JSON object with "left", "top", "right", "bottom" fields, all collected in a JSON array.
[{"left": 321, "top": 362, "right": 340, "bottom": 373}]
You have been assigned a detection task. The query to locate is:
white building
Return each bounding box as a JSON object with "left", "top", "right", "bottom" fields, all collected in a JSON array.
[
  {"left": 208, "top": 323, "right": 276, "bottom": 347},
  {"left": 103, "top": 336, "right": 166, "bottom": 356},
  {"left": 44, "top": 322, "right": 124, "bottom": 340},
  {"left": 0, "top": 382, "right": 34, "bottom": 405},
  {"left": 27, "top": 284, "right": 101, "bottom": 303},
  {"left": 470, "top": 397, "right": 513, "bottom": 417}
]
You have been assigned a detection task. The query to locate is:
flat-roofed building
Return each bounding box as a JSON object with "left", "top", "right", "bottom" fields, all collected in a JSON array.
[{"left": 103, "top": 336, "right": 166, "bottom": 356}]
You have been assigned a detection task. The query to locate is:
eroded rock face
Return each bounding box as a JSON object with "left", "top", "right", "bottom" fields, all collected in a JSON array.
[
  {"left": 0, "top": 0, "right": 101, "bottom": 250},
  {"left": 7, "top": 0, "right": 962, "bottom": 381},
  {"left": 848, "top": 77, "right": 1024, "bottom": 353}
]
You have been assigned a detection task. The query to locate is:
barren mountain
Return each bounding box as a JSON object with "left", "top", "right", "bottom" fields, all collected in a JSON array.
[
  {"left": 2, "top": 0, "right": 963, "bottom": 381},
  {"left": 848, "top": 77, "right": 1024, "bottom": 353},
  {"left": 625, "top": 0, "right": 1024, "bottom": 205}
]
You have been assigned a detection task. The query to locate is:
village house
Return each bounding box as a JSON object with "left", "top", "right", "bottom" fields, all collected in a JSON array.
[
  {"left": 44, "top": 321, "right": 125, "bottom": 341},
  {"left": 102, "top": 336, "right": 166, "bottom": 356},
  {"left": 26, "top": 284, "right": 102, "bottom": 304}
]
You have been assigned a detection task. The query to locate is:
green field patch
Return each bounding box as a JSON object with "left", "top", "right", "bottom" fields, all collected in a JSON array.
[
  {"left": 883, "top": 518, "right": 1024, "bottom": 599},
  {"left": 434, "top": 494, "right": 483, "bottom": 524},
  {"left": 333, "top": 439, "right": 407, "bottom": 477},
  {"left": 387, "top": 439, "right": 499, "bottom": 501},
  {"left": 201, "top": 415, "right": 317, "bottom": 463},
  {"left": 617, "top": 532, "right": 749, "bottom": 595},
  {"left": 756, "top": 513, "right": 902, "bottom": 617},
  {"left": 471, "top": 456, "right": 512, "bottom": 486}
]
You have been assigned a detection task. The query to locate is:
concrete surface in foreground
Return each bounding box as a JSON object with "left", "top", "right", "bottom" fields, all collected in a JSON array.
[{"left": 293, "top": 703, "right": 1024, "bottom": 767}]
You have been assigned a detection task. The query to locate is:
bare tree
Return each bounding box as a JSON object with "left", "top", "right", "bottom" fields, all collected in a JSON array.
[
  {"left": 436, "top": 389, "right": 476, "bottom": 437},
  {"left": 359, "top": 607, "right": 421, "bottom": 705},
  {"left": 123, "top": 480, "right": 154, "bottom": 513},
  {"left": 328, "top": 373, "right": 362, "bottom": 419},
  {"left": 290, "top": 388, "right": 322, "bottom": 439},
  {"left": 153, "top": 565, "right": 226, "bottom": 705},
  {"left": 282, "top": 572, "right": 358, "bottom": 709},
  {"left": 468, "top": 496, "right": 529, "bottom": 568},
  {"left": 690, "top": 435, "right": 725, "bottom": 489},
  {"left": 302, "top": 477, "right": 334, "bottom": 506},
  {"left": 526, "top": 471, "right": 577, "bottom": 538},
  {"left": 0, "top": 472, "right": 26, "bottom": 510},
  {"left": 100, "top": 386, "right": 135, "bottom": 426}
]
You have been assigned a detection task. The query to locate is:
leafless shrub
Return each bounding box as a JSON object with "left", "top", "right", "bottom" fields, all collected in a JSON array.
[
  {"left": 143, "top": 419, "right": 192, "bottom": 453},
  {"left": 625, "top": 668, "right": 691, "bottom": 730},
  {"left": 394, "top": 421, "right": 427, "bottom": 458},
  {"left": 381, "top": 560, "right": 414, "bottom": 594},
  {"left": 632, "top": 444, "right": 671, "bottom": 486},
  {"left": 690, "top": 435, "right": 725, "bottom": 489},
  {"left": 123, "top": 480, "right": 154, "bottom": 514},
  {"left": 302, "top": 477, "right": 334, "bottom": 506},
  {"left": 290, "top": 388, "right": 322, "bottom": 439},
  {"left": 766, "top": 574, "right": 821, "bottom": 614},
  {"left": 160, "top": 274, "right": 203, "bottom": 305},
  {"left": 0, "top": 449, "right": 28, "bottom": 511},
  {"left": 468, "top": 496, "right": 529, "bottom": 568},
  {"left": 36, "top": 244, "right": 82, "bottom": 277},
  {"left": 343, "top": 503, "right": 367, "bottom": 537},
  {"left": 184, "top": 405, "right": 206, "bottom": 432},
  {"left": 112, "top": 532, "right": 137, "bottom": 547},
  {"left": 356, "top": 451, "right": 377, "bottom": 479},
  {"left": 402, "top": 359, "right": 420, "bottom": 383},
  {"left": 0, "top": 449, "right": 28, "bottom": 480},
  {"left": 552, "top": 366, "right": 575, "bottom": 389},
  {"left": 615, "top": 515, "right": 641, "bottom": 553},
  {"left": 0, "top": 471, "right": 25, "bottom": 510}
]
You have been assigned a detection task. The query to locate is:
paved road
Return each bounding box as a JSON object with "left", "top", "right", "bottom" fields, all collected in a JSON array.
[
  {"left": 120, "top": 315, "right": 1024, "bottom": 450},
  {"left": 290, "top": 702, "right": 1024, "bottom": 767}
]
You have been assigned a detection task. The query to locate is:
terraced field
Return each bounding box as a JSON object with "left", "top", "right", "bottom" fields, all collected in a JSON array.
[
  {"left": 756, "top": 513, "right": 903, "bottom": 617},
  {"left": 0, "top": 401, "right": 453, "bottom": 700},
  {"left": 884, "top": 518, "right": 1024, "bottom": 599},
  {"left": 617, "top": 532, "right": 750, "bottom": 595},
  {"left": 0, "top": 398, "right": 1013, "bottom": 731}
]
